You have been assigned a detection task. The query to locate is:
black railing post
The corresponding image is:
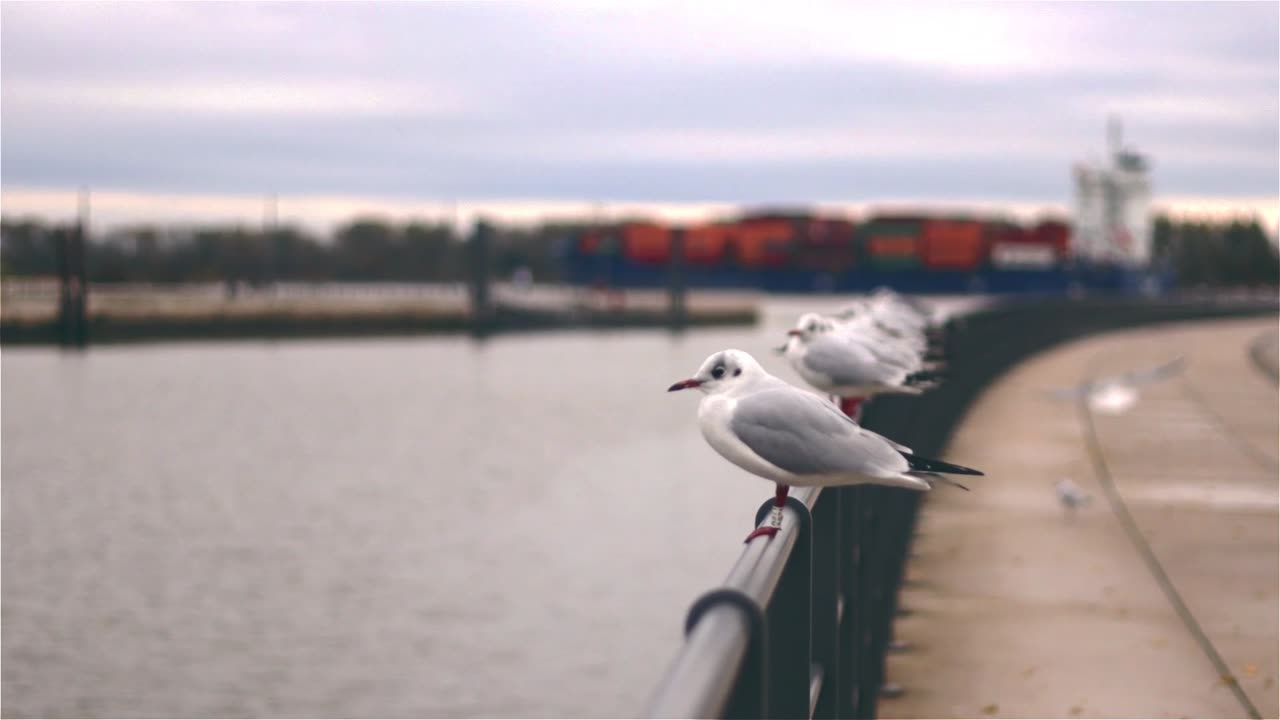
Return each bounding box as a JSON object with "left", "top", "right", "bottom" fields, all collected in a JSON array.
[
  {"left": 866, "top": 488, "right": 909, "bottom": 703},
  {"left": 755, "top": 496, "right": 813, "bottom": 720},
  {"left": 838, "top": 485, "right": 861, "bottom": 719},
  {"left": 853, "top": 486, "right": 882, "bottom": 719},
  {"left": 811, "top": 490, "right": 841, "bottom": 719}
]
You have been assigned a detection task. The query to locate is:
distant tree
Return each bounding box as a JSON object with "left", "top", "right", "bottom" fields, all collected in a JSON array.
[
  {"left": 0, "top": 218, "right": 58, "bottom": 276},
  {"left": 335, "top": 217, "right": 396, "bottom": 280},
  {"left": 401, "top": 221, "right": 458, "bottom": 281}
]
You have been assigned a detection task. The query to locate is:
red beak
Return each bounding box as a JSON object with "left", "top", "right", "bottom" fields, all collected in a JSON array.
[
  {"left": 667, "top": 379, "right": 702, "bottom": 392},
  {"left": 787, "top": 329, "right": 803, "bottom": 337}
]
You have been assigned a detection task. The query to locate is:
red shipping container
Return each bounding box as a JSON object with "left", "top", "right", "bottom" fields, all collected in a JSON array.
[
  {"left": 804, "top": 218, "right": 856, "bottom": 248},
  {"left": 682, "top": 224, "right": 731, "bottom": 265},
  {"left": 920, "top": 219, "right": 987, "bottom": 270},
  {"left": 621, "top": 223, "right": 671, "bottom": 265},
  {"left": 732, "top": 220, "right": 794, "bottom": 267},
  {"left": 1031, "top": 220, "right": 1071, "bottom": 256},
  {"left": 982, "top": 221, "right": 1027, "bottom": 247},
  {"left": 865, "top": 235, "right": 919, "bottom": 257}
]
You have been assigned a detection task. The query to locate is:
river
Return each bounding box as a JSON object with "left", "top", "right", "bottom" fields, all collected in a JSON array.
[{"left": 3, "top": 296, "right": 892, "bottom": 718}]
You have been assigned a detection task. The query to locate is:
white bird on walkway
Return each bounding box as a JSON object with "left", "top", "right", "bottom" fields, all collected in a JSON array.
[
  {"left": 1054, "top": 478, "right": 1092, "bottom": 515},
  {"left": 668, "top": 349, "right": 982, "bottom": 542}
]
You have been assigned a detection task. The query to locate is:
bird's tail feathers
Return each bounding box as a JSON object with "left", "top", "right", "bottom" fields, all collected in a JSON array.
[
  {"left": 902, "top": 452, "right": 984, "bottom": 476},
  {"left": 913, "top": 471, "right": 970, "bottom": 491}
]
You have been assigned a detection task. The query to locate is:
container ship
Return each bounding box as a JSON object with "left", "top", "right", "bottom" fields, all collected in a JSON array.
[{"left": 562, "top": 122, "right": 1172, "bottom": 296}]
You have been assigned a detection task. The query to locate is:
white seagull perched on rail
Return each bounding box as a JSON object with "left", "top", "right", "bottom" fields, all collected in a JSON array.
[
  {"left": 669, "top": 349, "right": 982, "bottom": 542},
  {"left": 780, "top": 313, "right": 939, "bottom": 417}
]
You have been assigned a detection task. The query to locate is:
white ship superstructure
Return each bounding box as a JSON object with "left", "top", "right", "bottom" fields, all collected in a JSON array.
[{"left": 1072, "top": 118, "right": 1152, "bottom": 266}]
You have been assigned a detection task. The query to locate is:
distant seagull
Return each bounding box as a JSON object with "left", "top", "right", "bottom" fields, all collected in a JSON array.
[
  {"left": 668, "top": 349, "right": 982, "bottom": 542},
  {"left": 1054, "top": 478, "right": 1092, "bottom": 516},
  {"left": 780, "top": 312, "right": 938, "bottom": 418},
  {"left": 1047, "top": 356, "right": 1187, "bottom": 415}
]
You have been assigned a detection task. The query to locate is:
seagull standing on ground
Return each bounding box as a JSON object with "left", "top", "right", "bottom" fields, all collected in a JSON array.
[
  {"left": 669, "top": 349, "right": 982, "bottom": 542},
  {"left": 1054, "top": 478, "right": 1092, "bottom": 516}
]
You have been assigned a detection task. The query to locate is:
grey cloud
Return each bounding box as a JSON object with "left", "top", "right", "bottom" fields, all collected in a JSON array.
[{"left": 1, "top": 1, "right": 1276, "bottom": 206}]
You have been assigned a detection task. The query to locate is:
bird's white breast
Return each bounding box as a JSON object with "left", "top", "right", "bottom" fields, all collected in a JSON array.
[{"left": 697, "top": 393, "right": 793, "bottom": 484}]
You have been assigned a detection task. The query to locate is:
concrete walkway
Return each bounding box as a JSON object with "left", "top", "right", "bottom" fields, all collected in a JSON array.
[{"left": 883, "top": 316, "right": 1279, "bottom": 719}]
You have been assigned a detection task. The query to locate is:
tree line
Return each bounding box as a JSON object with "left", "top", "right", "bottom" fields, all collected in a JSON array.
[
  {"left": 1, "top": 213, "right": 1276, "bottom": 288},
  {"left": 0, "top": 216, "right": 585, "bottom": 285},
  {"left": 1150, "top": 216, "right": 1279, "bottom": 287}
]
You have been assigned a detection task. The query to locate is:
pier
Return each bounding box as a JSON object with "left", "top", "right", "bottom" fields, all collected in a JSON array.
[{"left": 645, "top": 296, "right": 1278, "bottom": 719}]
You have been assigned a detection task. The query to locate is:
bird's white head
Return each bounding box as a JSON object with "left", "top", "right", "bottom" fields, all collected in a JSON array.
[
  {"left": 787, "top": 313, "right": 836, "bottom": 341},
  {"left": 667, "top": 349, "right": 766, "bottom": 395}
]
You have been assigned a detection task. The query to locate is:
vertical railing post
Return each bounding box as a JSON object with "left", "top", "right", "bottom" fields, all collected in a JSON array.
[
  {"left": 811, "top": 490, "right": 841, "bottom": 718},
  {"left": 755, "top": 496, "right": 812, "bottom": 720},
  {"left": 853, "top": 486, "right": 882, "bottom": 719},
  {"left": 838, "top": 485, "right": 861, "bottom": 719}
]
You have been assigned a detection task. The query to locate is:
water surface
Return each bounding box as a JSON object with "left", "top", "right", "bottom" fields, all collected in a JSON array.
[{"left": 3, "top": 298, "right": 837, "bottom": 718}]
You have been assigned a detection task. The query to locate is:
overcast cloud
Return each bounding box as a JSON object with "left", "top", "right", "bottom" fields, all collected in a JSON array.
[{"left": 1, "top": 1, "right": 1276, "bottom": 227}]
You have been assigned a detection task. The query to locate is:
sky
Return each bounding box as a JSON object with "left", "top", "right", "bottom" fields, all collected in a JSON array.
[{"left": 2, "top": 1, "right": 1277, "bottom": 233}]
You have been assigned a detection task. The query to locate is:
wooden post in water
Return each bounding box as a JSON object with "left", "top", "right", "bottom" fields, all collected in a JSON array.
[
  {"left": 668, "top": 226, "right": 687, "bottom": 329},
  {"left": 468, "top": 219, "right": 494, "bottom": 334},
  {"left": 55, "top": 224, "right": 88, "bottom": 348}
]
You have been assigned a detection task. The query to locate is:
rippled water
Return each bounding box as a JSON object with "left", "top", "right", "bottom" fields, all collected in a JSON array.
[{"left": 2, "top": 298, "right": 848, "bottom": 718}]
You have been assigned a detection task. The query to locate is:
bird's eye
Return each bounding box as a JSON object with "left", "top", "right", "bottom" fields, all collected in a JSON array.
[
  {"left": 711, "top": 365, "right": 726, "bottom": 379},
  {"left": 733, "top": 368, "right": 742, "bottom": 377}
]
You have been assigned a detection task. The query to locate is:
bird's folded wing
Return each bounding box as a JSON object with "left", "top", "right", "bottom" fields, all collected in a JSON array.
[
  {"left": 804, "top": 339, "right": 902, "bottom": 386},
  {"left": 729, "top": 387, "right": 906, "bottom": 477}
]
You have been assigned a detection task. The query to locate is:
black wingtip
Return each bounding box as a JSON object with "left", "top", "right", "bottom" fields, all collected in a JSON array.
[{"left": 902, "top": 452, "right": 984, "bottom": 476}]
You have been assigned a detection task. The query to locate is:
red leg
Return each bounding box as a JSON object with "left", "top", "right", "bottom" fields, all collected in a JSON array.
[
  {"left": 744, "top": 484, "right": 790, "bottom": 543},
  {"left": 839, "top": 396, "right": 865, "bottom": 421}
]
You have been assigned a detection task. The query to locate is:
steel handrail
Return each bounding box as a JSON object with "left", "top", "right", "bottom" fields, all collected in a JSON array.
[{"left": 645, "top": 491, "right": 814, "bottom": 718}]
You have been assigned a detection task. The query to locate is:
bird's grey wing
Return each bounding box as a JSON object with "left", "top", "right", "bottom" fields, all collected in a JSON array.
[
  {"left": 729, "top": 387, "right": 905, "bottom": 476},
  {"left": 804, "top": 337, "right": 899, "bottom": 385},
  {"left": 1120, "top": 356, "right": 1186, "bottom": 387},
  {"left": 857, "top": 335, "right": 917, "bottom": 369}
]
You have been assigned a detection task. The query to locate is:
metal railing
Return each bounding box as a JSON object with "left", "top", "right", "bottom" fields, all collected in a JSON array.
[
  {"left": 647, "top": 483, "right": 923, "bottom": 720},
  {"left": 645, "top": 295, "right": 1280, "bottom": 720}
]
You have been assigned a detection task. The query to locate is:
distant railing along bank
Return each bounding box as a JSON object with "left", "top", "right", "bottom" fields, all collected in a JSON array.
[
  {"left": 0, "top": 278, "right": 759, "bottom": 345},
  {"left": 645, "top": 295, "right": 1279, "bottom": 720}
]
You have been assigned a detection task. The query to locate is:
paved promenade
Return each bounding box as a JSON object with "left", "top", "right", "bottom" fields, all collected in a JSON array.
[{"left": 883, "top": 316, "right": 1279, "bottom": 719}]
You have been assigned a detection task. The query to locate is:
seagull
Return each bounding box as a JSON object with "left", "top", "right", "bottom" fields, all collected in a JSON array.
[
  {"left": 781, "top": 313, "right": 937, "bottom": 418},
  {"left": 1054, "top": 478, "right": 1092, "bottom": 515},
  {"left": 668, "top": 349, "right": 982, "bottom": 542},
  {"left": 1047, "top": 356, "right": 1186, "bottom": 415}
]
